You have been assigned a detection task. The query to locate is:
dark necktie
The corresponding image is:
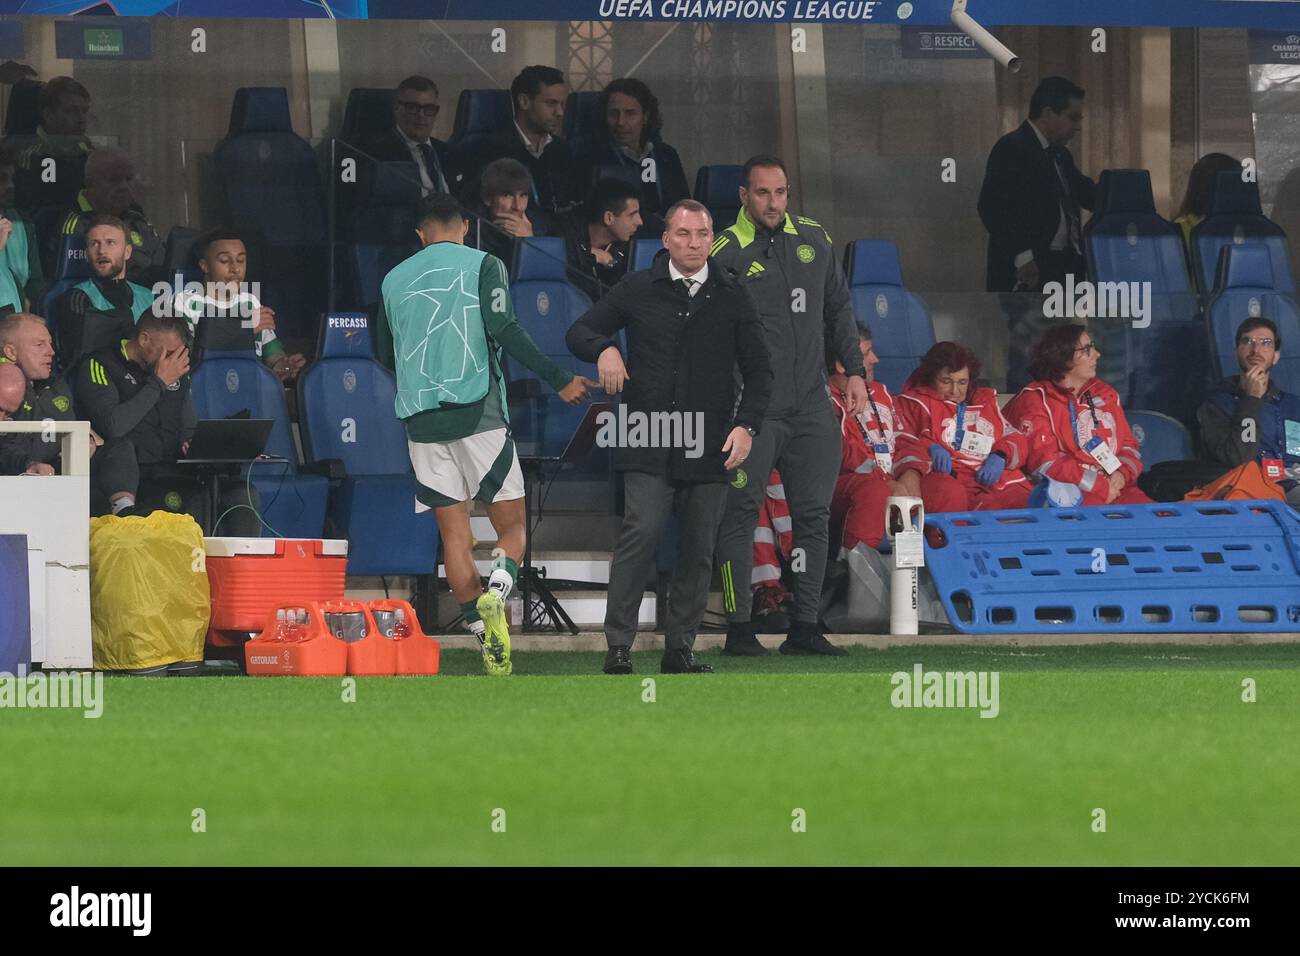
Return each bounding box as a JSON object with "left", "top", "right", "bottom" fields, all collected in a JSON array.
[
  {"left": 678, "top": 277, "right": 698, "bottom": 298},
  {"left": 1049, "top": 146, "right": 1082, "bottom": 253},
  {"left": 417, "top": 142, "right": 446, "bottom": 194}
]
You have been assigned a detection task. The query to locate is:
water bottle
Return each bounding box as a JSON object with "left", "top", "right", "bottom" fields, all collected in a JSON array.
[
  {"left": 392, "top": 607, "right": 411, "bottom": 638},
  {"left": 508, "top": 593, "right": 524, "bottom": 626},
  {"left": 273, "top": 608, "right": 289, "bottom": 642}
]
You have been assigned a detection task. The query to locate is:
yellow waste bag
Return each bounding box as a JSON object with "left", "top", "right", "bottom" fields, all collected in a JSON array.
[{"left": 90, "top": 512, "right": 211, "bottom": 670}]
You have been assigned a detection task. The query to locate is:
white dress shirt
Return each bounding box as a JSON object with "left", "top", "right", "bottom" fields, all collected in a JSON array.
[{"left": 668, "top": 259, "right": 708, "bottom": 296}]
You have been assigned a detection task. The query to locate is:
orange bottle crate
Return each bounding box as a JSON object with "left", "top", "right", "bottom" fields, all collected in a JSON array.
[
  {"left": 244, "top": 601, "right": 348, "bottom": 676},
  {"left": 369, "top": 599, "right": 440, "bottom": 676}
]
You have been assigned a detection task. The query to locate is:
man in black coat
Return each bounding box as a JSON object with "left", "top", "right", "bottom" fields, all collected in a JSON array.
[
  {"left": 567, "top": 199, "right": 772, "bottom": 676},
  {"left": 977, "top": 75, "right": 1097, "bottom": 294},
  {"left": 352, "top": 75, "right": 455, "bottom": 198}
]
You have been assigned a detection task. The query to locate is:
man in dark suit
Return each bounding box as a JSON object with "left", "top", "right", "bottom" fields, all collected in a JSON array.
[
  {"left": 567, "top": 200, "right": 772, "bottom": 676},
  {"left": 978, "top": 76, "right": 1097, "bottom": 293},
  {"left": 463, "top": 66, "right": 576, "bottom": 216},
  {"left": 352, "top": 75, "right": 455, "bottom": 198}
]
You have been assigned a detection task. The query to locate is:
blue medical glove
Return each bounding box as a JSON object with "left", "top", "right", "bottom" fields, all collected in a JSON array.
[
  {"left": 928, "top": 443, "right": 952, "bottom": 475},
  {"left": 975, "top": 452, "right": 1006, "bottom": 488}
]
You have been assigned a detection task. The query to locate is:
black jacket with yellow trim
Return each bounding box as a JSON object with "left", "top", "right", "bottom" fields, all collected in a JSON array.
[{"left": 710, "top": 206, "right": 862, "bottom": 419}]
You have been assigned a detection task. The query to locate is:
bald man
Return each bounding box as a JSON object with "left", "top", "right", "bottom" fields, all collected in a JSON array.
[
  {"left": 0, "top": 361, "right": 53, "bottom": 475},
  {"left": 45, "top": 147, "right": 164, "bottom": 285},
  {"left": 0, "top": 311, "right": 99, "bottom": 475}
]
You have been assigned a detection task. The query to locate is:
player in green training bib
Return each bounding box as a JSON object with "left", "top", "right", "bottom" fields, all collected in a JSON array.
[{"left": 374, "top": 193, "right": 595, "bottom": 675}]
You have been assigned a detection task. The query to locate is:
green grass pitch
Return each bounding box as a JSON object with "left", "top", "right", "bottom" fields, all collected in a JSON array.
[{"left": 3, "top": 644, "right": 1298, "bottom": 866}]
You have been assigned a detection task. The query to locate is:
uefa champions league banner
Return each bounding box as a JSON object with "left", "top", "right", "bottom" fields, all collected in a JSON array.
[{"left": 0, "top": 0, "right": 1297, "bottom": 27}]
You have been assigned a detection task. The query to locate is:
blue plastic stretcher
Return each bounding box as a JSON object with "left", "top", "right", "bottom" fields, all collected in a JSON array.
[{"left": 923, "top": 500, "right": 1300, "bottom": 633}]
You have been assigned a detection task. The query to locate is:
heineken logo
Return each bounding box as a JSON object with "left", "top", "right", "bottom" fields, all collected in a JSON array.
[{"left": 84, "top": 28, "right": 124, "bottom": 56}]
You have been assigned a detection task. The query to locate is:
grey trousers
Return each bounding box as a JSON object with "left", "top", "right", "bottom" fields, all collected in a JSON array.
[
  {"left": 714, "top": 408, "right": 840, "bottom": 625},
  {"left": 605, "top": 470, "right": 729, "bottom": 651}
]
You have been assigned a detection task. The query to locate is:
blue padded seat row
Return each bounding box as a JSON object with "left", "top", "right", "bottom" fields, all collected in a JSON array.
[
  {"left": 563, "top": 90, "right": 603, "bottom": 152},
  {"left": 298, "top": 313, "right": 439, "bottom": 576},
  {"left": 694, "top": 164, "right": 742, "bottom": 232},
  {"left": 924, "top": 500, "right": 1300, "bottom": 633},
  {"left": 449, "top": 88, "right": 512, "bottom": 155},
  {"left": 190, "top": 351, "right": 328, "bottom": 540},
  {"left": 843, "top": 239, "right": 936, "bottom": 394},
  {"left": 1126, "top": 410, "right": 1194, "bottom": 467},
  {"left": 632, "top": 238, "right": 663, "bottom": 272},
  {"left": 1191, "top": 171, "right": 1295, "bottom": 295},
  {"left": 349, "top": 161, "right": 422, "bottom": 310},
  {"left": 1084, "top": 168, "right": 1208, "bottom": 425},
  {"left": 215, "top": 88, "right": 328, "bottom": 340},
  {"left": 1205, "top": 242, "right": 1300, "bottom": 395},
  {"left": 508, "top": 238, "right": 603, "bottom": 457},
  {"left": 40, "top": 235, "right": 92, "bottom": 372},
  {"left": 341, "top": 87, "right": 396, "bottom": 144}
]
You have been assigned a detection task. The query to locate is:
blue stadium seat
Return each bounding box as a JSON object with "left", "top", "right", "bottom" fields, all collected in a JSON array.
[
  {"left": 632, "top": 238, "right": 663, "bottom": 271},
  {"left": 563, "top": 90, "right": 603, "bottom": 151},
  {"left": 1127, "top": 410, "right": 1194, "bottom": 467},
  {"left": 298, "top": 313, "right": 439, "bottom": 576},
  {"left": 508, "top": 238, "right": 601, "bottom": 456},
  {"left": 1204, "top": 242, "right": 1300, "bottom": 394},
  {"left": 163, "top": 225, "right": 203, "bottom": 284},
  {"left": 843, "top": 239, "right": 936, "bottom": 393},
  {"left": 213, "top": 88, "right": 328, "bottom": 340},
  {"left": 1084, "top": 168, "right": 1207, "bottom": 425},
  {"left": 4, "top": 79, "right": 41, "bottom": 136},
  {"left": 449, "top": 88, "right": 512, "bottom": 156},
  {"left": 349, "top": 161, "right": 422, "bottom": 309},
  {"left": 41, "top": 235, "right": 92, "bottom": 370},
  {"left": 341, "top": 87, "right": 396, "bottom": 143},
  {"left": 190, "top": 351, "right": 329, "bottom": 539},
  {"left": 694, "top": 164, "right": 742, "bottom": 231},
  {"left": 1191, "top": 171, "right": 1295, "bottom": 296}
]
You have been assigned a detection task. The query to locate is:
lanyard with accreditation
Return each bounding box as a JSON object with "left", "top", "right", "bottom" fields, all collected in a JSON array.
[
  {"left": 1068, "top": 391, "right": 1121, "bottom": 475},
  {"left": 858, "top": 390, "right": 893, "bottom": 475},
  {"left": 952, "top": 402, "right": 994, "bottom": 460}
]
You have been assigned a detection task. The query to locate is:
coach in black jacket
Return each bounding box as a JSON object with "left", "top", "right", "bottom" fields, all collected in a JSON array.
[
  {"left": 977, "top": 76, "right": 1097, "bottom": 293},
  {"left": 567, "top": 199, "right": 771, "bottom": 676}
]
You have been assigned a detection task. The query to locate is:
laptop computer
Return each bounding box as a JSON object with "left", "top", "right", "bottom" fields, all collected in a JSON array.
[
  {"left": 515, "top": 401, "right": 614, "bottom": 463},
  {"left": 180, "top": 419, "right": 275, "bottom": 463}
]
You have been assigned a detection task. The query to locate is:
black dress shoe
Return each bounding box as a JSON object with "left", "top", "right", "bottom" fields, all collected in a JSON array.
[
  {"left": 660, "top": 647, "right": 714, "bottom": 673},
  {"left": 722, "top": 621, "right": 770, "bottom": 656},
  {"left": 779, "top": 621, "right": 848, "bottom": 657},
  {"left": 603, "top": 646, "right": 633, "bottom": 675}
]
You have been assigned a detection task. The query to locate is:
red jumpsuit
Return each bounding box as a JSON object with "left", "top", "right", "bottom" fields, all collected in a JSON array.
[
  {"left": 1003, "top": 378, "right": 1152, "bottom": 506},
  {"left": 829, "top": 380, "right": 901, "bottom": 551},
  {"left": 894, "top": 383, "right": 1032, "bottom": 512}
]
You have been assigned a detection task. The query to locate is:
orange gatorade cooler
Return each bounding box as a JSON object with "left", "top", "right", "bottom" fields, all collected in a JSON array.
[
  {"left": 204, "top": 537, "right": 348, "bottom": 646},
  {"left": 245, "top": 602, "right": 348, "bottom": 676}
]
